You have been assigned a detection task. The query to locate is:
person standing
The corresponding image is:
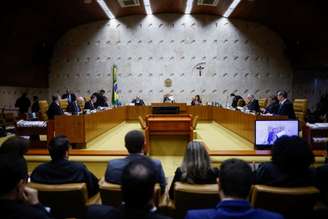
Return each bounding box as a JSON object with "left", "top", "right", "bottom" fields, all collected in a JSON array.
[
  {"left": 15, "top": 92, "right": 31, "bottom": 114},
  {"left": 276, "top": 90, "right": 296, "bottom": 119}
]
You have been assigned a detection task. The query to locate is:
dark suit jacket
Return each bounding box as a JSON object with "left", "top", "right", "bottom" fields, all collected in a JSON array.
[
  {"left": 66, "top": 101, "right": 81, "bottom": 114},
  {"left": 15, "top": 96, "right": 31, "bottom": 114},
  {"left": 265, "top": 102, "right": 279, "bottom": 114},
  {"left": 231, "top": 95, "right": 243, "bottom": 108},
  {"left": 62, "top": 93, "right": 76, "bottom": 103},
  {"left": 131, "top": 99, "right": 145, "bottom": 106},
  {"left": 87, "top": 204, "right": 172, "bottom": 219},
  {"left": 168, "top": 167, "right": 219, "bottom": 199},
  {"left": 277, "top": 99, "right": 296, "bottom": 119},
  {"left": 84, "top": 100, "right": 96, "bottom": 110},
  {"left": 246, "top": 99, "right": 260, "bottom": 112},
  {"left": 255, "top": 162, "right": 316, "bottom": 187},
  {"left": 95, "top": 94, "right": 108, "bottom": 108},
  {"left": 31, "top": 159, "right": 99, "bottom": 197},
  {"left": 0, "top": 200, "right": 53, "bottom": 219},
  {"left": 105, "top": 154, "right": 166, "bottom": 193},
  {"left": 185, "top": 200, "right": 283, "bottom": 219},
  {"left": 47, "top": 102, "right": 64, "bottom": 120}
]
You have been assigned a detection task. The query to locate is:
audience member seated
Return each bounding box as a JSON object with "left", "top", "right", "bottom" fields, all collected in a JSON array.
[
  {"left": 47, "top": 95, "right": 64, "bottom": 120},
  {"left": 105, "top": 130, "right": 166, "bottom": 193},
  {"left": 0, "top": 155, "right": 53, "bottom": 219},
  {"left": 191, "top": 95, "right": 202, "bottom": 105},
  {"left": 263, "top": 95, "right": 279, "bottom": 114},
  {"left": 185, "top": 158, "right": 283, "bottom": 219},
  {"left": 256, "top": 136, "right": 315, "bottom": 187},
  {"left": 31, "top": 96, "right": 40, "bottom": 114},
  {"left": 276, "top": 90, "right": 296, "bottom": 119},
  {"left": 131, "top": 96, "right": 145, "bottom": 106},
  {"left": 169, "top": 141, "right": 218, "bottom": 199},
  {"left": 30, "top": 136, "right": 99, "bottom": 197},
  {"left": 84, "top": 94, "right": 97, "bottom": 111},
  {"left": 230, "top": 93, "right": 243, "bottom": 108},
  {"left": 66, "top": 95, "right": 81, "bottom": 115},
  {"left": 0, "top": 136, "right": 29, "bottom": 157},
  {"left": 245, "top": 94, "right": 260, "bottom": 112},
  {"left": 87, "top": 157, "right": 172, "bottom": 219}
]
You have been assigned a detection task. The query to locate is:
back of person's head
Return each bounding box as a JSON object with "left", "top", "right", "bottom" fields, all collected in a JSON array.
[
  {"left": 125, "top": 130, "right": 144, "bottom": 153},
  {"left": 48, "top": 135, "right": 70, "bottom": 161},
  {"left": 181, "top": 141, "right": 211, "bottom": 183},
  {"left": 272, "top": 136, "right": 314, "bottom": 174},
  {"left": 100, "top": 89, "right": 105, "bottom": 94},
  {"left": 0, "top": 155, "right": 28, "bottom": 197},
  {"left": 121, "top": 157, "right": 156, "bottom": 209},
  {"left": 0, "top": 136, "right": 29, "bottom": 157},
  {"left": 219, "top": 158, "right": 253, "bottom": 199}
]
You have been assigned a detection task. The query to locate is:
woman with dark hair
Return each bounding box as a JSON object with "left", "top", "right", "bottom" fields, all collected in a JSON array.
[
  {"left": 191, "top": 95, "right": 202, "bottom": 105},
  {"left": 169, "top": 141, "right": 219, "bottom": 199},
  {"left": 256, "top": 136, "right": 315, "bottom": 186},
  {"left": 263, "top": 95, "right": 279, "bottom": 114}
]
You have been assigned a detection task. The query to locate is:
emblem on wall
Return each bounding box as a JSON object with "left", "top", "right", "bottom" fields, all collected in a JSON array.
[{"left": 164, "top": 78, "right": 172, "bottom": 87}]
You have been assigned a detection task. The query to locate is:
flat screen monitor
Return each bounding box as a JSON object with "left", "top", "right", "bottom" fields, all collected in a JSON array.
[
  {"left": 152, "top": 106, "right": 180, "bottom": 114},
  {"left": 255, "top": 120, "right": 299, "bottom": 149}
]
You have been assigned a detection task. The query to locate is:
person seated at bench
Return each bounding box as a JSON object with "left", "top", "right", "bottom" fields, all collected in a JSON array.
[
  {"left": 256, "top": 136, "right": 315, "bottom": 187},
  {"left": 104, "top": 130, "right": 166, "bottom": 193},
  {"left": 84, "top": 94, "right": 97, "bottom": 111},
  {"left": 47, "top": 95, "right": 64, "bottom": 120},
  {"left": 30, "top": 136, "right": 99, "bottom": 197},
  {"left": 185, "top": 158, "right": 283, "bottom": 219},
  {"left": 0, "top": 155, "right": 53, "bottom": 219},
  {"left": 169, "top": 141, "right": 218, "bottom": 199},
  {"left": 88, "top": 157, "right": 172, "bottom": 219}
]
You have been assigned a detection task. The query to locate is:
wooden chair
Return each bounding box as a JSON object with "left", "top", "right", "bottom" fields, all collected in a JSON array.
[
  {"left": 77, "top": 98, "right": 85, "bottom": 111},
  {"left": 59, "top": 99, "right": 69, "bottom": 111},
  {"left": 173, "top": 182, "right": 219, "bottom": 219},
  {"left": 293, "top": 99, "right": 308, "bottom": 123},
  {"left": 138, "top": 115, "right": 147, "bottom": 130},
  {"left": 192, "top": 115, "right": 199, "bottom": 130},
  {"left": 99, "top": 178, "right": 161, "bottom": 208},
  {"left": 250, "top": 185, "right": 319, "bottom": 218},
  {"left": 39, "top": 100, "right": 49, "bottom": 121},
  {"left": 258, "top": 98, "right": 268, "bottom": 109},
  {"left": 28, "top": 182, "right": 100, "bottom": 219}
]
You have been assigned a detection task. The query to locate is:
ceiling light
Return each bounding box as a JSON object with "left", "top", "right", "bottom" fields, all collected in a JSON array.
[
  {"left": 97, "top": 0, "right": 115, "bottom": 19},
  {"left": 223, "top": 0, "right": 241, "bottom": 18},
  {"left": 143, "top": 0, "right": 152, "bottom": 14},
  {"left": 185, "top": 0, "right": 194, "bottom": 14}
]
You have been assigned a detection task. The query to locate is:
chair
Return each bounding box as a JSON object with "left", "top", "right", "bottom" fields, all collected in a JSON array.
[
  {"left": 99, "top": 178, "right": 161, "bottom": 207},
  {"left": 138, "top": 115, "right": 147, "bottom": 130},
  {"left": 84, "top": 96, "right": 91, "bottom": 102},
  {"left": 59, "top": 99, "right": 69, "bottom": 111},
  {"left": 39, "top": 100, "right": 49, "bottom": 121},
  {"left": 28, "top": 182, "right": 99, "bottom": 219},
  {"left": 293, "top": 99, "right": 308, "bottom": 122},
  {"left": 258, "top": 98, "right": 268, "bottom": 109},
  {"left": 77, "top": 98, "right": 85, "bottom": 111},
  {"left": 192, "top": 115, "right": 199, "bottom": 130},
  {"left": 250, "top": 185, "right": 319, "bottom": 218},
  {"left": 173, "top": 182, "right": 219, "bottom": 218}
]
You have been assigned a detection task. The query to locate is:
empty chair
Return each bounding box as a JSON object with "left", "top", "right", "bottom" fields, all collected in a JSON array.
[
  {"left": 258, "top": 98, "right": 268, "bottom": 109},
  {"left": 173, "top": 182, "right": 219, "bottom": 218},
  {"left": 99, "top": 178, "right": 161, "bottom": 207},
  {"left": 293, "top": 98, "right": 308, "bottom": 122},
  {"left": 28, "top": 182, "right": 99, "bottom": 219},
  {"left": 39, "top": 100, "right": 49, "bottom": 121},
  {"left": 59, "top": 99, "right": 68, "bottom": 111},
  {"left": 250, "top": 184, "right": 319, "bottom": 218}
]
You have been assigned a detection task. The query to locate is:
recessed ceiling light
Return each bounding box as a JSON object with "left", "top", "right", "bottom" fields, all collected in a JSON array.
[
  {"left": 223, "top": 0, "right": 241, "bottom": 18},
  {"left": 97, "top": 0, "right": 115, "bottom": 19},
  {"left": 185, "top": 0, "right": 194, "bottom": 14}
]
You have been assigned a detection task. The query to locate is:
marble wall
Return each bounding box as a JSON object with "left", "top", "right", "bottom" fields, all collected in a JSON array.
[{"left": 49, "top": 14, "right": 293, "bottom": 105}]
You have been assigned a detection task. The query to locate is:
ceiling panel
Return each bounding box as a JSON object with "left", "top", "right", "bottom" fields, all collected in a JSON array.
[
  {"left": 191, "top": 0, "right": 233, "bottom": 15},
  {"left": 105, "top": 0, "right": 146, "bottom": 17},
  {"left": 150, "top": 0, "right": 187, "bottom": 14}
]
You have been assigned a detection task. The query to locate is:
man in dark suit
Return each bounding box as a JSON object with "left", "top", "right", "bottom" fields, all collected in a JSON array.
[
  {"left": 131, "top": 96, "right": 145, "bottom": 106},
  {"left": 61, "top": 89, "right": 76, "bottom": 104},
  {"left": 30, "top": 136, "right": 99, "bottom": 197},
  {"left": 185, "top": 159, "right": 283, "bottom": 219},
  {"left": 66, "top": 95, "right": 81, "bottom": 115},
  {"left": 95, "top": 90, "right": 108, "bottom": 108},
  {"left": 246, "top": 94, "right": 260, "bottom": 112},
  {"left": 87, "top": 158, "right": 172, "bottom": 219},
  {"left": 15, "top": 92, "right": 31, "bottom": 114},
  {"left": 105, "top": 130, "right": 166, "bottom": 193},
  {"left": 47, "top": 95, "right": 64, "bottom": 120},
  {"left": 276, "top": 90, "right": 296, "bottom": 119},
  {"left": 230, "top": 93, "right": 243, "bottom": 108},
  {"left": 84, "top": 94, "right": 97, "bottom": 110},
  {"left": 0, "top": 155, "right": 53, "bottom": 219}
]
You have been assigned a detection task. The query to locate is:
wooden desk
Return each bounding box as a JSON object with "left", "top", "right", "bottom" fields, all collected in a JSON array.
[
  {"left": 144, "top": 114, "right": 193, "bottom": 154},
  {"left": 151, "top": 103, "right": 187, "bottom": 112},
  {"left": 212, "top": 107, "right": 288, "bottom": 143},
  {"left": 54, "top": 107, "right": 126, "bottom": 147}
]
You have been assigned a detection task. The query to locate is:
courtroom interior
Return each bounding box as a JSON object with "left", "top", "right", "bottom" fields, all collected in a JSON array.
[{"left": 1, "top": 0, "right": 328, "bottom": 219}]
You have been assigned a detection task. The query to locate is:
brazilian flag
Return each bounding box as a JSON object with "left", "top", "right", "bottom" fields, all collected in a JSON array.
[{"left": 111, "top": 65, "right": 119, "bottom": 105}]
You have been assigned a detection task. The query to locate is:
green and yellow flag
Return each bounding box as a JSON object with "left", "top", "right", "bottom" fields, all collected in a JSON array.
[{"left": 111, "top": 65, "right": 119, "bottom": 105}]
